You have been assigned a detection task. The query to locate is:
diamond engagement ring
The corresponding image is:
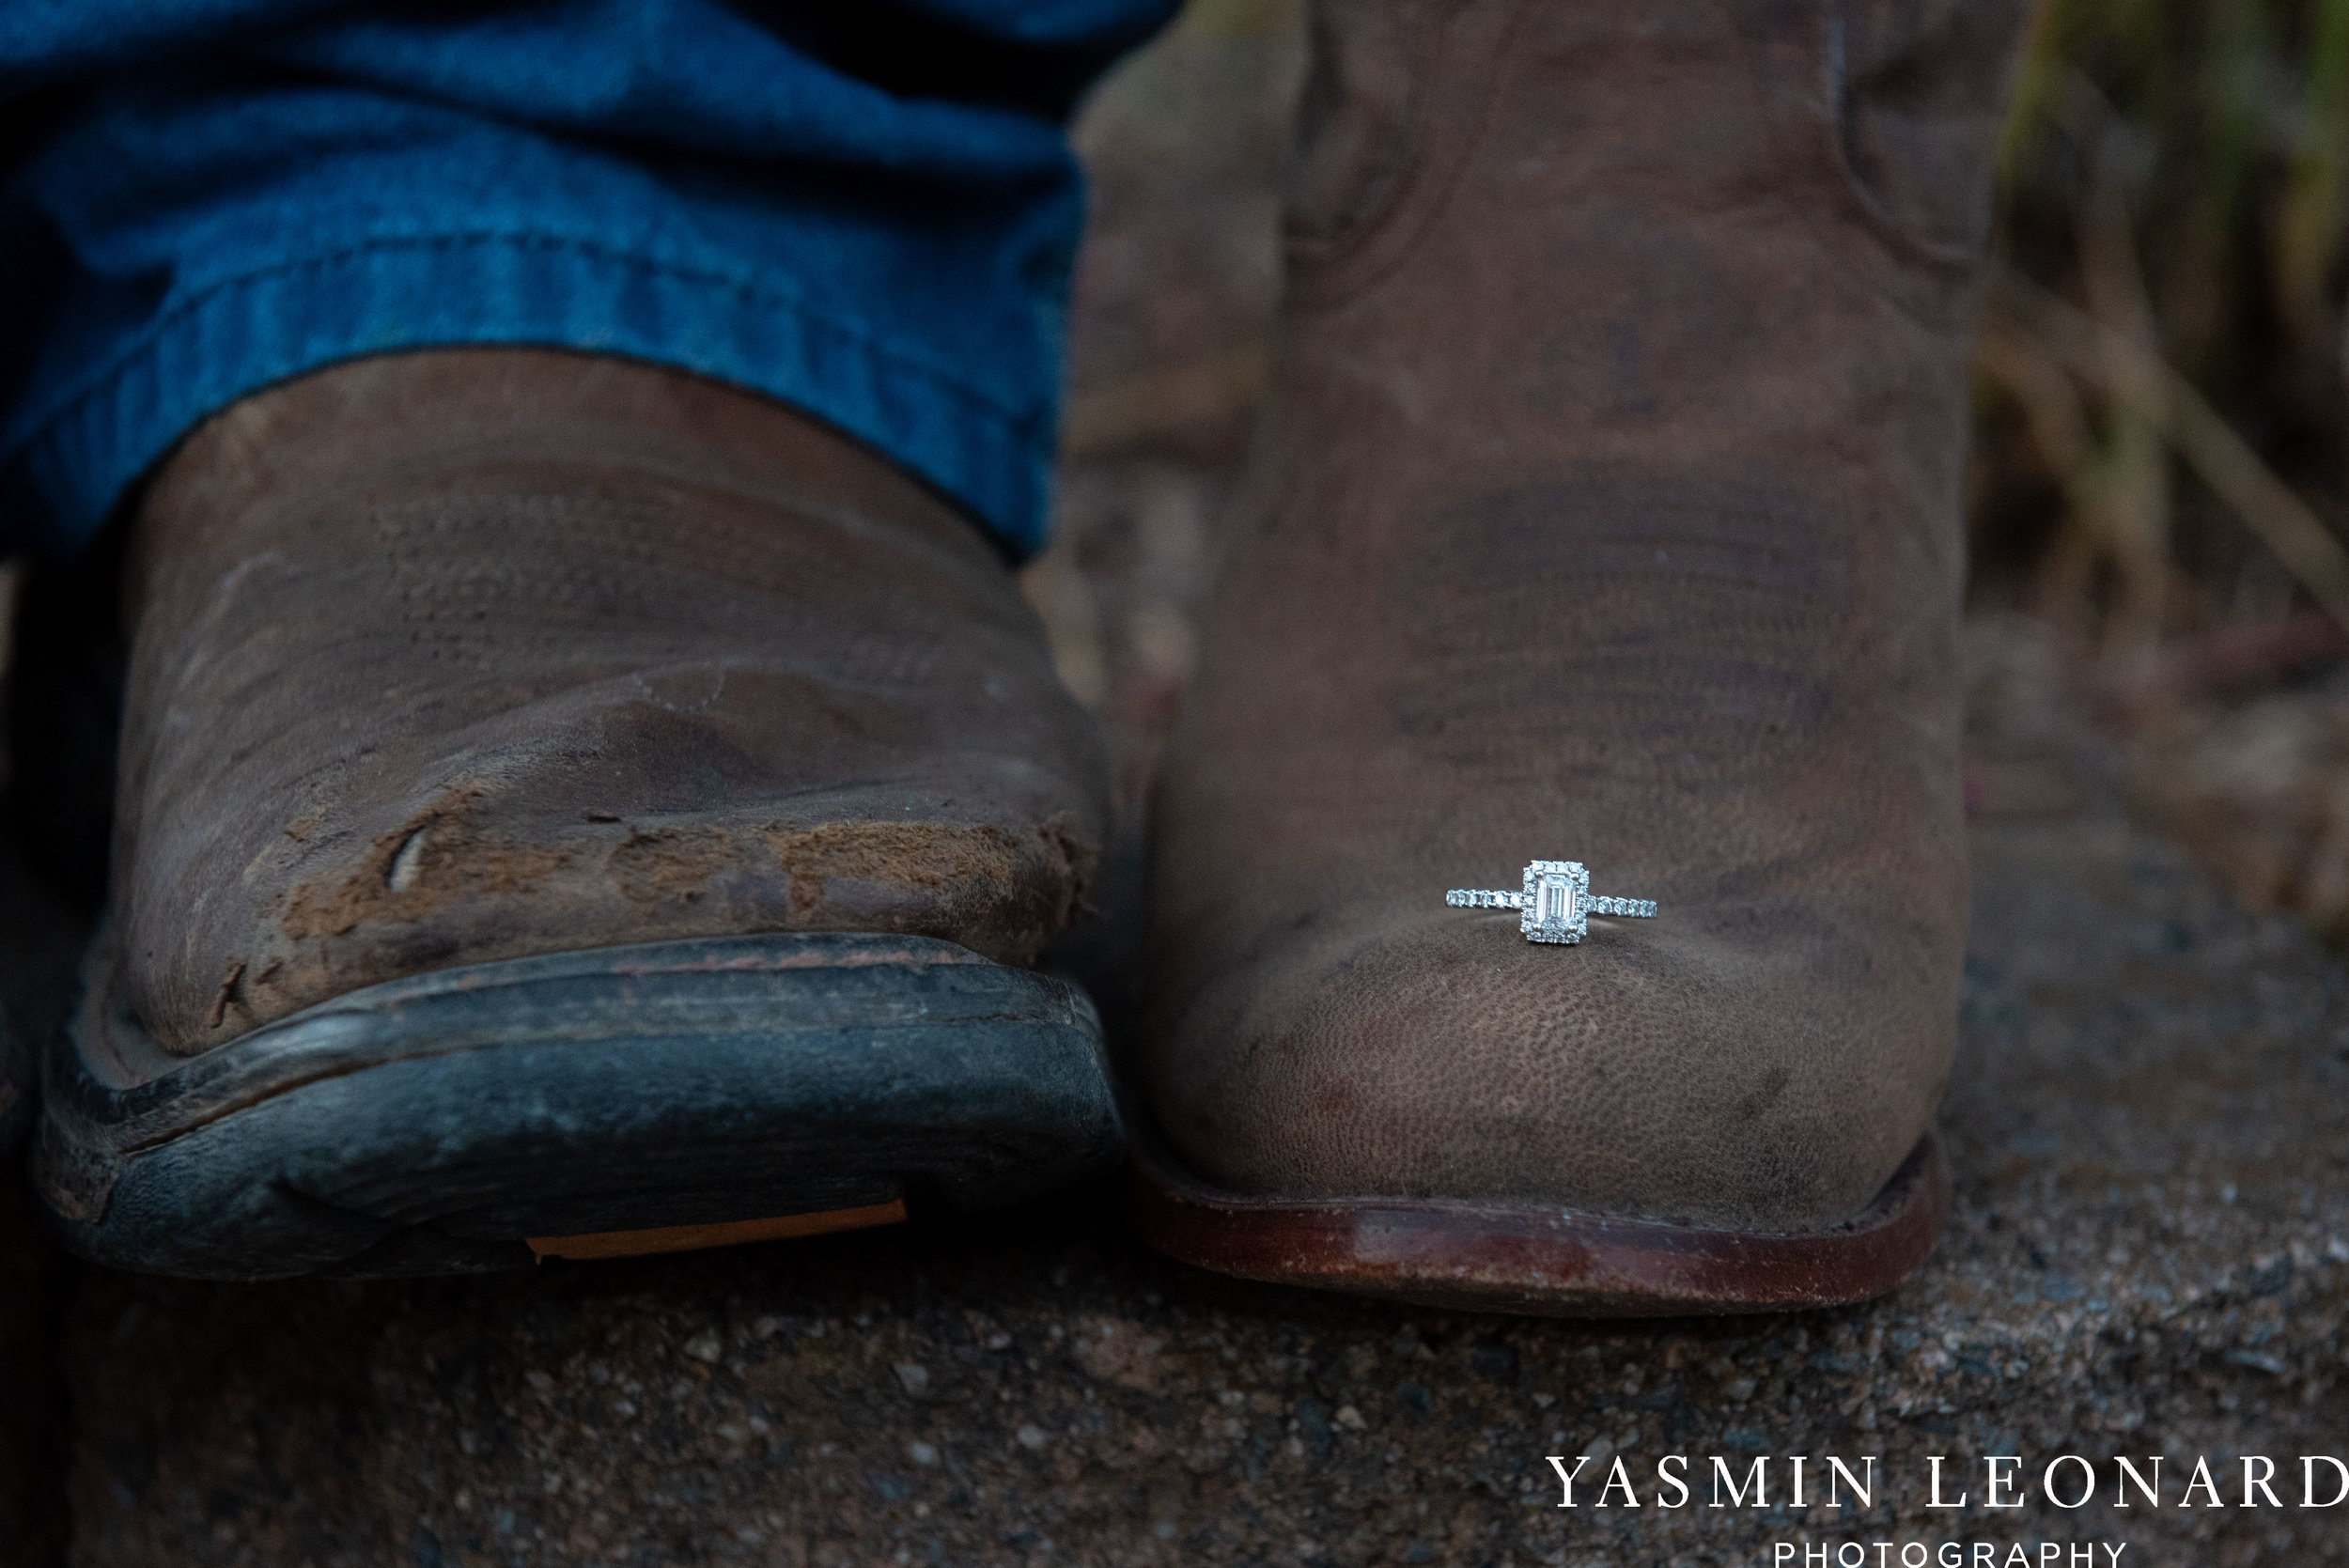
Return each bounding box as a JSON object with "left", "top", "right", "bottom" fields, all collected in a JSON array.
[{"left": 1445, "top": 861, "right": 1657, "bottom": 944}]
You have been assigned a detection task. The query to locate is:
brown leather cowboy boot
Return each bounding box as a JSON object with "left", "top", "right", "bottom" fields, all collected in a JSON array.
[
  {"left": 1131, "top": 0, "right": 2027, "bottom": 1312},
  {"left": 33, "top": 349, "right": 1119, "bottom": 1278}
]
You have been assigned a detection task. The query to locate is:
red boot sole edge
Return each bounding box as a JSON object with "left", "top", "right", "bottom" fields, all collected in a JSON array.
[{"left": 1125, "top": 1130, "right": 1949, "bottom": 1318}]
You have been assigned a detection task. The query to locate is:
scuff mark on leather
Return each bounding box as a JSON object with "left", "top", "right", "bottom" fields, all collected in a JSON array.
[
  {"left": 1036, "top": 810, "right": 1102, "bottom": 924},
  {"left": 278, "top": 784, "right": 578, "bottom": 939},
  {"left": 767, "top": 815, "right": 1097, "bottom": 929},
  {"left": 607, "top": 825, "right": 735, "bottom": 906},
  {"left": 206, "top": 957, "right": 246, "bottom": 1030},
  {"left": 592, "top": 812, "right": 1101, "bottom": 963}
]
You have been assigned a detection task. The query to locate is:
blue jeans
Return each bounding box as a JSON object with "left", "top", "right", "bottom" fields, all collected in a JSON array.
[{"left": 0, "top": 0, "right": 1176, "bottom": 561}]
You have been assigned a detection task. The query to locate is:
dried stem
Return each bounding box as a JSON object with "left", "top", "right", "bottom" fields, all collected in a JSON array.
[{"left": 1988, "top": 267, "right": 2349, "bottom": 637}]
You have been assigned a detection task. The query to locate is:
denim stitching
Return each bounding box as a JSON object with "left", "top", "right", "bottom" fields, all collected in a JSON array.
[{"left": 5, "top": 227, "right": 1049, "bottom": 464}]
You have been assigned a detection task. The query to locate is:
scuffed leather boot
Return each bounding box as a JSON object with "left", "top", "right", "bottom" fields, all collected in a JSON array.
[
  {"left": 1132, "top": 1, "right": 2026, "bottom": 1312},
  {"left": 34, "top": 349, "right": 1120, "bottom": 1278}
]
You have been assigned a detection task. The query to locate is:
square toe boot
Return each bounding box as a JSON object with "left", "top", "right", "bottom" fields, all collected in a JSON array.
[
  {"left": 1130, "top": 0, "right": 2027, "bottom": 1314},
  {"left": 32, "top": 350, "right": 1121, "bottom": 1279}
]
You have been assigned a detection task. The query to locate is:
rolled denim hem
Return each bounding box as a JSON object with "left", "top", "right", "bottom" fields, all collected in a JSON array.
[{"left": 0, "top": 230, "right": 1057, "bottom": 561}]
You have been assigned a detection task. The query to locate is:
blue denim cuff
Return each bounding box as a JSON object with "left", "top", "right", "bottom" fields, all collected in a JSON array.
[
  {"left": 0, "top": 0, "right": 1176, "bottom": 562},
  {"left": 1, "top": 230, "right": 1059, "bottom": 561}
]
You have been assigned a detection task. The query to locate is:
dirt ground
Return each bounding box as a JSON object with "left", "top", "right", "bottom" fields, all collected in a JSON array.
[{"left": 28, "top": 630, "right": 2349, "bottom": 1567}]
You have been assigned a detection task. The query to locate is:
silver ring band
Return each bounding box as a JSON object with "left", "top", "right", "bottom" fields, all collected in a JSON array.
[
  {"left": 1444, "top": 860, "right": 1656, "bottom": 944},
  {"left": 1443, "top": 889, "right": 1656, "bottom": 918}
]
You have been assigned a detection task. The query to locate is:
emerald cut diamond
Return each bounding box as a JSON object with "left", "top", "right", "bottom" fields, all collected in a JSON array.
[{"left": 1521, "top": 861, "right": 1589, "bottom": 944}]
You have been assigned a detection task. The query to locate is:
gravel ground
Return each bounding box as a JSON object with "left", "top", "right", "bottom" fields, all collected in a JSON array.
[{"left": 35, "top": 781, "right": 2349, "bottom": 1568}]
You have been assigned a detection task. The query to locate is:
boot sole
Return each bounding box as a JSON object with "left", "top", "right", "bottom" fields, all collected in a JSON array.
[
  {"left": 34, "top": 932, "right": 1122, "bottom": 1279},
  {"left": 1126, "top": 1126, "right": 1947, "bottom": 1317}
]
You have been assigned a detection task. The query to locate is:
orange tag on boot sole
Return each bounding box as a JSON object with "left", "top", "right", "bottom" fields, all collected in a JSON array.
[{"left": 526, "top": 1199, "right": 908, "bottom": 1261}]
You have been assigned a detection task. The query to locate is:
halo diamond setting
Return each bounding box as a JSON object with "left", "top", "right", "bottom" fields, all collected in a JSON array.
[{"left": 1444, "top": 861, "right": 1657, "bottom": 944}]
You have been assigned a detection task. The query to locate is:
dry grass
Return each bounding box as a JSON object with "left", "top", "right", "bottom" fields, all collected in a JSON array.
[{"left": 1978, "top": 2, "right": 2349, "bottom": 937}]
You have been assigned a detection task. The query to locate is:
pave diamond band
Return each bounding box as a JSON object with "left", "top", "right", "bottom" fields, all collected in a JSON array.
[
  {"left": 1442, "top": 890, "right": 1657, "bottom": 917},
  {"left": 1446, "top": 889, "right": 1530, "bottom": 909},
  {"left": 1444, "top": 861, "right": 1657, "bottom": 944},
  {"left": 1585, "top": 895, "right": 1657, "bottom": 918}
]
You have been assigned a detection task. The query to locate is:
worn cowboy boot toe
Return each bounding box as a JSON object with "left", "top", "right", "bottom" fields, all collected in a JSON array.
[
  {"left": 1130, "top": 0, "right": 2023, "bottom": 1314},
  {"left": 34, "top": 349, "right": 1119, "bottom": 1279},
  {"left": 1159, "top": 914, "right": 1939, "bottom": 1229}
]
